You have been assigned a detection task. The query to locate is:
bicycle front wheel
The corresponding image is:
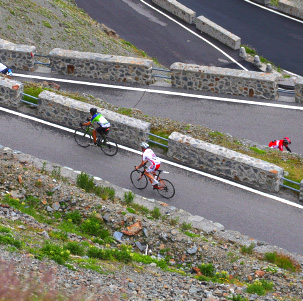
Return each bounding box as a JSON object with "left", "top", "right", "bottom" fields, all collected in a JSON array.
[
  {"left": 100, "top": 138, "right": 118, "bottom": 156},
  {"left": 157, "top": 179, "right": 175, "bottom": 199},
  {"left": 130, "top": 170, "right": 148, "bottom": 190},
  {"left": 74, "top": 128, "right": 92, "bottom": 148}
]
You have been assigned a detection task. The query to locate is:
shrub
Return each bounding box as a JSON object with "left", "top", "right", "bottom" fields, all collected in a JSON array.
[
  {"left": 40, "top": 243, "right": 70, "bottom": 264},
  {"left": 249, "top": 147, "right": 266, "bottom": 154},
  {"left": 246, "top": 279, "right": 273, "bottom": 296},
  {"left": 198, "top": 263, "right": 215, "bottom": 277},
  {"left": 124, "top": 191, "right": 135, "bottom": 204},
  {"left": 264, "top": 252, "right": 300, "bottom": 272},
  {"left": 240, "top": 243, "right": 255, "bottom": 254},
  {"left": 181, "top": 222, "right": 192, "bottom": 231},
  {"left": 64, "top": 241, "right": 85, "bottom": 256},
  {"left": 0, "top": 233, "right": 22, "bottom": 249},
  {"left": 87, "top": 247, "right": 132, "bottom": 263},
  {"left": 25, "top": 195, "right": 40, "bottom": 208},
  {"left": 65, "top": 210, "right": 82, "bottom": 225},
  {"left": 77, "top": 172, "right": 95, "bottom": 193},
  {"left": 80, "top": 216, "right": 110, "bottom": 239},
  {"left": 150, "top": 207, "right": 161, "bottom": 219}
]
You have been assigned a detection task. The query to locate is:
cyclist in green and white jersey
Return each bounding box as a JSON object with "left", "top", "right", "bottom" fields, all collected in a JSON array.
[{"left": 81, "top": 108, "right": 111, "bottom": 146}]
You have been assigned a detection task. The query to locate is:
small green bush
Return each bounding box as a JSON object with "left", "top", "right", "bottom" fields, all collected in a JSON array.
[
  {"left": 77, "top": 172, "right": 95, "bottom": 193},
  {"left": 240, "top": 243, "right": 255, "bottom": 254},
  {"left": 64, "top": 241, "right": 85, "bottom": 256},
  {"left": 0, "top": 233, "right": 22, "bottom": 249},
  {"left": 124, "top": 191, "right": 135, "bottom": 204},
  {"left": 246, "top": 279, "right": 273, "bottom": 296},
  {"left": 198, "top": 263, "right": 215, "bottom": 277},
  {"left": 65, "top": 210, "right": 82, "bottom": 225},
  {"left": 264, "top": 251, "right": 299, "bottom": 272},
  {"left": 42, "top": 20, "right": 52, "bottom": 28},
  {"left": 181, "top": 222, "right": 192, "bottom": 231},
  {"left": 80, "top": 216, "right": 110, "bottom": 239},
  {"left": 40, "top": 243, "right": 70, "bottom": 264},
  {"left": 150, "top": 207, "right": 161, "bottom": 219},
  {"left": 87, "top": 247, "right": 132, "bottom": 263}
]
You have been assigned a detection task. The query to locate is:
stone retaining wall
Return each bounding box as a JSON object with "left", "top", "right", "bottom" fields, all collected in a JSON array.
[
  {"left": 196, "top": 16, "right": 241, "bottom": 50},
  {"left": 0, "top": 39, "right": 36, "bottom": 71},
  {"left": 277, "top": 0, "right": 303, "bottom": 20},
  {"left": 37, "top": 91, "right": 151, "bottom": 148},
  {"left": 295, "top": 77, "right": 303, "bottom": 103},
  {"left": 0, "top": 76, "right": 23, "bottom": 109},
  {"left": 152, "top": 0, "right": 196, "bottom": 24},
  {"left": 167, "top": 132, "right": 284, "bottom": 192},
  {"left": 170, "top": 63, "right": 280, "bottom": 99},
  {"left": 48, "top": 48, "right": 153, "bottom": 85},
  {"left": 252, "top": 0, "right": 270, "bottom": 4}
]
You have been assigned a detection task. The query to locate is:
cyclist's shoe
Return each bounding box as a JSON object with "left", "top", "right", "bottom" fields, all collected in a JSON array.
[{"left": 89, "top": 142, "right": 98, "bottom": 147}]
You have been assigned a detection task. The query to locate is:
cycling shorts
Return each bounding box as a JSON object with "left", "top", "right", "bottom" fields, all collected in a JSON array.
[
  {"left": 96, "top": 126, "right": 110, "bottom": 135},
  {"left": 146, "top": 163, "right": 160, "bottom": 173}
]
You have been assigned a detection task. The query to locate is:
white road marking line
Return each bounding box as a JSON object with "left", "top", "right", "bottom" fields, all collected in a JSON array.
[
  {"left": 245, "top": 0, "right": 303, "bottom": 24},
  {"left": 1, "top": 105, "right": 302, "bottom": 210},
  {"left": 14, "top": 73, "right": 303, "bottom": 111},
  {"left": 139, "top": 0, "right": 247, "bottom": 71}
]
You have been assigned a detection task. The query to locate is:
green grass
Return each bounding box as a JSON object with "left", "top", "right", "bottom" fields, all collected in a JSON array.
[
  {"left": 23, "top": 85, "right": 44, "bottom": 104},
  {"left": 246, "top": 279, "right": 274, "bottom": 296},
  {"left": 240, "top": 243, "right": 255, "bottom": 254},
  {"left": 264, "top": 252, "right": 300, "bottom": 272},
  {"left": 249, "top": 147, "right": 266, "bottom": 155}
]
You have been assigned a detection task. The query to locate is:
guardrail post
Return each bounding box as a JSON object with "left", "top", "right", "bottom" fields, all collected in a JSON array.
[{"left": 300, "top": 180, "right": 303, "bottom": 202}]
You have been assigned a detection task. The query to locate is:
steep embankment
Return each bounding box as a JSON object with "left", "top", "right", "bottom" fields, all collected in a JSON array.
[
  {"left": 1, "top": 146, "right": 303, "bottom": 300},
  {"left": 0, "top": 0, "right": 147, "bottom": 58}
]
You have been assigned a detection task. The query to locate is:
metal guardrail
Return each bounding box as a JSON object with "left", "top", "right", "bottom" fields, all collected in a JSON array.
[
  {"left": 147, "top": 132, "right": 168, "bottom": 148},
  {"left": 21, "top": 93, "right": 39, "bottom": 107},
  {"left": 281, "top": 177, "right": 300, "bottom": 192},
  {"left": 152, "top": 68, "right": 171, "bottom": 79}
]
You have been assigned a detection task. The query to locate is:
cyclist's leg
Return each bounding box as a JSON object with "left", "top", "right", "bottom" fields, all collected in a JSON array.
[
  {"left": 145, "top": 164, "right": 159, "bottom": 184},
  {"left": 92, "top": 128, "right": 98, "bottom": 144}
]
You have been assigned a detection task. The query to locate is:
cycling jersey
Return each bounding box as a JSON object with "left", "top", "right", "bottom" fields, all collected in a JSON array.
[
  {"left": 91, "top": 113, "right": 110, "bottom": 128},
  {"left": 143, "top": 148, "right": 161, "bottom": 172},
  {"left": 269, "top": 140, "right": 291, "bottom": 152}
]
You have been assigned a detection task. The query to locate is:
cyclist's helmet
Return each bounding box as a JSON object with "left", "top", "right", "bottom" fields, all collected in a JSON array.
[
  {"left": 6, "top": 69, "right": 12, "bottom": 76},
  {"left": 90, "top": 108, "right": 97, "bottom": 115},
  {"left": 140, "top": 142, "right": 149, "bottom": 149},
  {"left": 283, "top": 137, "right": 291, "bottom": 144}
]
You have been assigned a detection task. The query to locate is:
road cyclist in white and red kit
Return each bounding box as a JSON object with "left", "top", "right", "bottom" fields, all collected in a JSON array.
[
  {"left": 136, "top": 142, "right": 161, "bottom": 189},
  {"left": 268, "top": 137, "right": 292, "bottom": 152}
]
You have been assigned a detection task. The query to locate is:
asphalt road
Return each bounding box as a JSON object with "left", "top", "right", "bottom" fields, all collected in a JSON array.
[
  {"left": 1, "top": 109, "right": 303, "bottom": 255},
  {"left": 177, "top": 0, "right": 303, "bottom": 76},
  {"left": 74, "top": 0, "right": 303, "bottom": 75},
  {"left": 73, "top": 0, "right": 251, "bottom": 70}
]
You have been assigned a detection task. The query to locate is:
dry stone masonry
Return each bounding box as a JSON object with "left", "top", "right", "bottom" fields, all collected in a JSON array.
[
  {"left": 0, "top": 39, "right": 36, "bottom": 72},
  {"left": 37, "top": 91, "right": 151, "bottom": 148},
  {"left": 196, "top": 16, "right": 241, "bottom": 50},
  {"left": 167, "top": 132, "right": 284, "bottom": 192},
  {"left": 170, "top": 63, "right": 280, "bottom": 99},
  {"left": 295, "top": 77, "right": 303, "bottom": 103},
  {"left": 152, "top": 0, "right": 196, "bottom": 24},
  {"left": 48, "top": 48, "right": 153, "bottom": 85},
  {"left": 0, "top": 77, "right": 23, "bottom": 109}
]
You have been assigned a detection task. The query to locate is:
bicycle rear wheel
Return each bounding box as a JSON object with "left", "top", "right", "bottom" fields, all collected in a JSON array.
[
  {"left": 74, "top": 128, "right": 92, "bottom": 148},
  {"left": 157, "top": 179, "right": 175, "bottom": 199},
  {"left": 130, "top": 170, "right": 148, "bottom": 190},
  {"left": 100, "top": 137, "right": 118, "bottom": 156}
]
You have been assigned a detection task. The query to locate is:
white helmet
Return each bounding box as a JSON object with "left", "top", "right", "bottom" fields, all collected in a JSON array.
[{"left": 140, "top": 142, "right": 149, "bottom": 149}]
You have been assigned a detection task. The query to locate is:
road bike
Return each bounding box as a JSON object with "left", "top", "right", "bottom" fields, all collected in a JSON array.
[
  {"left": 74, "top": 125, "right": 118, "bottom": 156},
  {"left": 130, "top": 165, "right": 175, "bottom": 199}
]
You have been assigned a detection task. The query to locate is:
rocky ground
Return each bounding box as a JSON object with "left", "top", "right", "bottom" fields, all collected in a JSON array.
[{"left": 0, "top": 145, "right": 303, "bottom": 300}]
